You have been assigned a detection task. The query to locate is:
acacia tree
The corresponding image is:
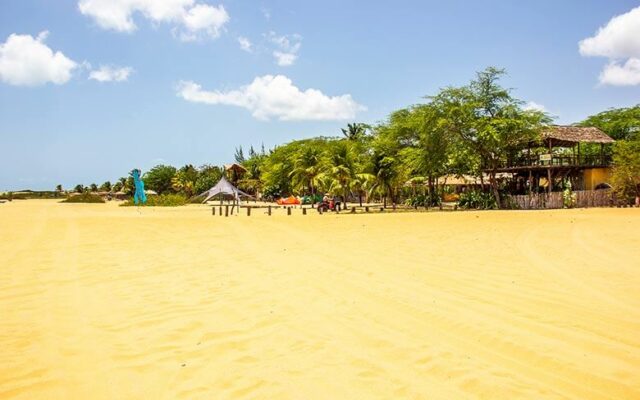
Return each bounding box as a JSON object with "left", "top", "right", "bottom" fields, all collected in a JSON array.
[
  {"left": 579, "top": 105, "right": 640, "bottom": 141},
  {"left": 430, "top": 67, "right": 548, "bottom": 207}
]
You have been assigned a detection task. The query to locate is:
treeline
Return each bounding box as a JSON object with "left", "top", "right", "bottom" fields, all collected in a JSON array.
[{"left": 63, "top": 67, "right": 639, "bottom": 208}]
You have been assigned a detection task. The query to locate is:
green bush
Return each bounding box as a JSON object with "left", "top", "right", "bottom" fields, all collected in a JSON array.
[
  {"left": 404, "top": 193, "right": 441, "bottom": 207},
  {"left": 458, "top": 190, "right": 497, "bottom": 210},
  {"left": 61, "top": 193, "right": 105, "bottom": 203},
  {"left": 120, "top": 193, "right": 188, "bottom": 207}
]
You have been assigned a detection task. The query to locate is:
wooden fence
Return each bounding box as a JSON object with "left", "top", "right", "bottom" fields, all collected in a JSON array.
[{"left": 507, "top": 189, "right": 613, "bottom": 210}]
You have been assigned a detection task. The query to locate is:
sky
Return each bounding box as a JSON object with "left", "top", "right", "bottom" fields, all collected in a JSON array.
[{"left": 0, "top": 0, "right": 639, "bottom": 191}]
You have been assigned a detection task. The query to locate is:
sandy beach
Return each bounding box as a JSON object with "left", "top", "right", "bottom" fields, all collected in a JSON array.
[{"left": 0, "top": 200, "right": 639, "bottom": 399}]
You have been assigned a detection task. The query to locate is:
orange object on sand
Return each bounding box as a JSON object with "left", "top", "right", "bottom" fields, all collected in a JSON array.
[{"left": 277, "top": 196, "right": 300, "bottom": 205}]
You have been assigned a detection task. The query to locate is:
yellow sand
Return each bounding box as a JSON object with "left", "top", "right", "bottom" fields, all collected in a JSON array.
[{"left": 1, "top": 200, "right": 639, "bottom": 399}]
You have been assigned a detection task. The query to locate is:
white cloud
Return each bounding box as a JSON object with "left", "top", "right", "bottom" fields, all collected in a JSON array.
[
  {"left": 78, "top": 0, "right": 229, "bottom": 40},
  {"left": 89, "top": 65, "right": 133, "bottom": 82},
  {"left": 267, "top": 31, "right": 301, "bottom": 66},
  {"left": 523, "top": 101, "right": 547, "bottom": 113},
  {"left": 0, "top": 31, "right": 77, "bottom": 86},
  {"left": 273, "top": 51, "right": 296, "bottom": 66},
  {"left": 176, "top": 74, "right": 366, "bottom": 121},
  {"left": 238, "top": 36, "right": 252, "bottom": 52},
  {"left": 599, "top": 58, "right": 640, "bottom": 86},
  {"left": 579, "top": 6, "right": 640, "bottom": 58},
  {"left": 579, "top": 6, "right": 640, "bottom": 86}
]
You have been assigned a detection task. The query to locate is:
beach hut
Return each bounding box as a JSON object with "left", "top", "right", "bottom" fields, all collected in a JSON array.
[{"left": 486, "top": 125, "right": 615, "bottom": 193}]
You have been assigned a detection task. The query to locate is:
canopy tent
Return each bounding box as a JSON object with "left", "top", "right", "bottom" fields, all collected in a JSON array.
[{"left": 201, "top": 176, "right": 251, "bottom": 203}]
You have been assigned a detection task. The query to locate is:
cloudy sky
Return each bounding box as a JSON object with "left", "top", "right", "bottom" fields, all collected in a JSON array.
[{"left": 0, "top": 0, "right": 638, "bottom": 190}]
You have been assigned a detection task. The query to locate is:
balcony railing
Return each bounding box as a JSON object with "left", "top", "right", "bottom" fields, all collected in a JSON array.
[{"left": 497, "top": 154, "right": 612, "bottom": 169}]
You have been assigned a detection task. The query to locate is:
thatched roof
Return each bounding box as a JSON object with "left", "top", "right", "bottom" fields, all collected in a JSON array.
[
  {"left": 223, "top": 163, "right": 247, "bottom": 172},
  {"left": 542, "top": 126, "right": 614, "bottom": 146}
]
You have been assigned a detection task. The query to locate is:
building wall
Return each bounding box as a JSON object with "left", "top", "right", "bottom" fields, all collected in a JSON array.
[{"left": 583, "top": 168, "right": 611, "bottom": 190}]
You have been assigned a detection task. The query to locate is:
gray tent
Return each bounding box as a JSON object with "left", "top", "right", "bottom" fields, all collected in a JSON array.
[{"left": 201, "top": 176, "right": 251, "bottom": 203}]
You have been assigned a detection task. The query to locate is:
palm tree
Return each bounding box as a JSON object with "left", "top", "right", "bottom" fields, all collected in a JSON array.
[
  {"left": 326, "top": 141, "right": 360, "bottom": 208},
  {"left": 369, "top": 151, "right": 400, "bottom": 208},
  {"left": 289, "top": 146, "right": 325, "bottom": 200},
  {"left": 341, "top": 123, "right": 368, "bottom": 141},
  {"left": 172, "top": 164, "right": 198, "bottom": 197}
]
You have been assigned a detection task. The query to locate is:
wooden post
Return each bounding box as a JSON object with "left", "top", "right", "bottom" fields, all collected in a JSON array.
[
  {"left": 247, "top": 207, "right": 251, "bottom": 216},
  {"left": 365, "top": 206, "right": 369, "bottom": 212},
  {"left": 212, "top": 207, "right": 215, "bottom": 215},
  {"left": 287, "top": 207, "right": 292, "bottom": 216},
  {"left": 225, "top": 205, "right": 229, "bottom": 217},
  {"left": 319, "top": 206, "right": 323, "bottom": 215},
  {"left": 351, "top": 207, "right": 356, "bottom": 213},
  {"left": 303, "top": 208, "right": 307, "bottom": 215},
  {"left": 219, "top": 206, "right": 222, "bottom": 216},
  {"left": 380, "top": 207, "right": 384, "bottom": 212},
  {"left": 268, "top": 205, "right": 272, "bottom": 216}
]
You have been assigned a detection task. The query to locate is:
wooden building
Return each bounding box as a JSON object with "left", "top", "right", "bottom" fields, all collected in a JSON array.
[{"left": 491, "top": 126, "right": 615, "bottom": 193}]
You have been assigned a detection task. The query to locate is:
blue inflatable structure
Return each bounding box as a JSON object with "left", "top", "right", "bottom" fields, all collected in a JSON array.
[{"left": 132, "top": 169, "right": 147, "bottom": 205}]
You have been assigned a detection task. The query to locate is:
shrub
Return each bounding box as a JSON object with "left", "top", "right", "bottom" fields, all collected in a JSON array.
[
  {"left": 404, "top": 192, "right": 442, "bottom": 207},
  {"left": 120, "top": 193, "right": 188, "bottom": 207},
  {"left": 458, "top": 190, "right": 497, "bottom": 209},
  {"left": 62, "top": 193, "right": 105, "bottom": 203}
]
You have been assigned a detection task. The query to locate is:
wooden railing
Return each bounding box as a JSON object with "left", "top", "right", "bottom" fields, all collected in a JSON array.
[{"left": 497, "top": 154, "right": 612, "bottom": 169}]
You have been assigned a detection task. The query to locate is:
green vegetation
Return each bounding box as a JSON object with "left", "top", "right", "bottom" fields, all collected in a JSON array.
[
  {"left": 120, "top": 193, "right": 188, "bottom": 207},
  {"left": 611, "top": 137, "right": 640, "bottom": 204},
  {"left": 62, "top": 192, "right": 105, "bottom": 203},
  {"left": 40, "top": 72, "right": 638, "bottom": 210}
]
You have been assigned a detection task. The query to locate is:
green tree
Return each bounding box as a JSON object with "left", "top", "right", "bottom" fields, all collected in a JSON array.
[
  {"left": 326, "top": 140, "right": 361, "bottom": 207},
  {"left": 194, "top": 165, "right": 223, "bottom": 195},
  {"left": 429, "top": 67, "right": 549, "bottom": 206},
  {"left": 579, "top": 105, "right": 640, "bottom": 141},
  {"left": 99, "top": 181, "right": 112, "bottom": 192},
  {"left": 55, "top": 184, "right": 63, "bottom": 193},
  {"left": 611, "top": 137, "right": 640, "bottom": 203},
  {"left": 74, "top": 184, "right": 84, "bottom": 193},
  {"left": 289, "top": 143, "right": 327, "bottom": 198},
  {"left": 89, "top": 183, "right": 98, "bottom": 192},
  {"left": 172, "top": 164, "right": 198, "bottom": 197},
  {"left": 341, "top": 123, "right": 369, "bottom": 141},
  {"left": 144, "top": 165, "right": 177, "bottom": 194},
  {"left": 234, "top": 146, "right": 245, "bottom": 163}
]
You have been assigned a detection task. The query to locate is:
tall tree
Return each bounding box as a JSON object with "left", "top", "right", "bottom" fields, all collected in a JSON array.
[
  {"left": 234, "top": 146, "right": 245, "bottom": 163},
  {"left": 289, "top": 143, "right": 326, "bottom": 198},
  {"left": 326, "top": 141, "right": 360, "bottom": 207},
  {"left": 144, "top": 165, "right": 177, "bottom": 194},
  {"left": 430, "top": 67, "right": 548, "bottom": 206}
]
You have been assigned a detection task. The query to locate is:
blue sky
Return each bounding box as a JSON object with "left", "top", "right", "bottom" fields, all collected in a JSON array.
[{"left": 1, "top": 0, "right": 639, "bottom": 190}]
